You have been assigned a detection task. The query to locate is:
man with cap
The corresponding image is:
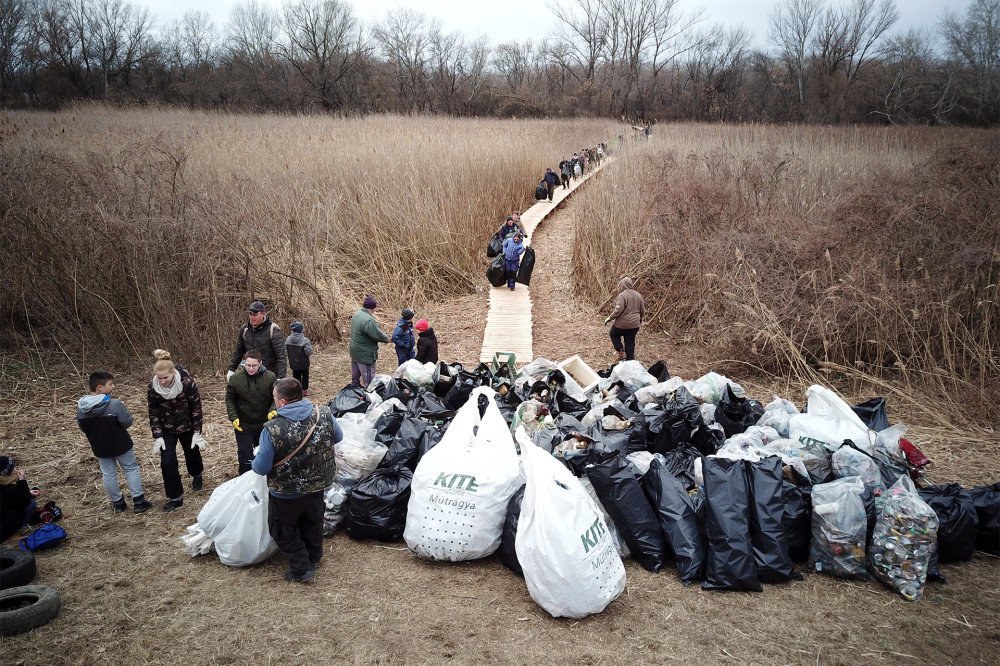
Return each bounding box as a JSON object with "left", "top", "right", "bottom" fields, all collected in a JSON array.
[
  {"left": 497, "top": 216, "right": 525, "bottom": 241},
  {"left": 227, "top": 301, "right": 287, "bottom": 381},
  {"left": 349, "top": 296, "right": 390, "bottom": 388},
  {"left": 391, "top": 308, "right": 416, "bottom": 367}
]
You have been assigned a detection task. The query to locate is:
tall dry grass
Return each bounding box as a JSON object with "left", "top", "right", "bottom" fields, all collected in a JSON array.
[
  {"left": 0, "top": 105, "right": 622, "bottom": 372},
  {"left": 574, "top": 124, "right": 1000, "bottom": 424}
]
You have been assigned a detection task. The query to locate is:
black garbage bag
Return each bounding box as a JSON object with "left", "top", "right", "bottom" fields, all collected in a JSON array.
[
  {"left": 592, "top": 413, "right": 647, "bottom": 455},
  {"left": 343, "top": 465, "right": 413, "bottom": 542},
  {"left": 782, "top": 481, "right": 813, "bottom": 563},
  {"left": 534, "top": 181, "right": 547, "bottom": 199},
  {"left": 379, "top": 415, "right": 439, "bottom": 472},
  {"left": 851, "top": 397, "right": 890, "bottom": 432},
  {"left": 516, "top": 247, "right": 535, "bottom": 286},
  {"left": 373, "top": 411, "right": 405, "bottom": 447},
  {"left": 714, "top": 384, "right": 765, "bottom": 438},
  {"left": 554, "top": 390, "right": 590, "bottom": 419},
  {"left": 641, "top": 458, "right": 706, "bottom": 585},
  {"left": 745, "top": 457, "right": 801, "bottom": 583},
  {"left": 499, "top": 485, "right": 526, "bottom": 576},
  {"left": 445, "top": 370, "right": 489, "bottom": 410},
  {"left": 649, "top": 387, "right": 702, "bottom": 455},
  {"left": 433, "top": 362, "right": 460, "bottom": 398},
  {"left": 487, "top": 253, "right": 506, "bottom": 287},
  {"left": 918, "top": 484, "right": 978, "bottom": 584},
  {"left": 690, "top": 425, "right": 725, "bottom": 457},
  {"left": 647, "top": 360, "right": 671, "bottom": 383},
  {"left": 408, "top": 389, "right": 456, "bottom": 422},
  {"left": 969, "top": 482, "right": 1000, "bottom": 555},
  {"left": 494, "top": 393, "right": 519, "bottom": 426},
  {"left": 585, "top": 451, "right": 667, "bottom": 573},
  {"left": 381, "top": 378, "right": 419, "bottom": 405},
  {"left": 329, "top": 384, "right": 371, "bottom": 417},
  {"left": 660, "top": 446, "right": 703, "bottom": 490},
  {"left": 417, "top": 423, "right": 445, "bottom": 460},
  {"left": 701, "top": 456, "right": 762, "bottom": 592},
  {"left": 487, "top": 234, "right": 502, "bottom": 258}
]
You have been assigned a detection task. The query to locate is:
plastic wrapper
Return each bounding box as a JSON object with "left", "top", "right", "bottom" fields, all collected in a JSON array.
[
  {"left": 808, "top": 477, "right": 867, "bottom": 578},
  {"left": 323, "top": 483, "right": 349, "bottom": 535},
  {"left": 335, "top": 413, "right": 387, "bottom": 488},
  {"left": 868, "top": 476, "right": 938, "bottom": 601},
  {"left": 511, "top": 399, "right": 550, "bottom": 437},
  {"left": 874, "top": 424, "right": 907, "bottom": 465},
  {"left": 832, "top": 445, "right": 886, "bottom": 501}
]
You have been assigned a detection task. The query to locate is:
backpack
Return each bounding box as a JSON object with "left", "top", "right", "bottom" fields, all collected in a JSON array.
[
  {"left": 29, "top": 500, "right": 64, "bottom": 525},
  {"left": 20, "top": 523, "right": 67, "bottom": 551}
]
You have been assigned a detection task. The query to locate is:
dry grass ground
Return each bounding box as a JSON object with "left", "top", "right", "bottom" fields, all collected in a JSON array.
[{"left": 3, "top": 191, "right": 999, "bottom": 665}]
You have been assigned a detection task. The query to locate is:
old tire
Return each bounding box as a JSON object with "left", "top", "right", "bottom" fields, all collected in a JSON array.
[
  {"left": 0, "top": 585, "right": 61, "bottom": 636},
  {"left": 0, "top": 549, "right": 36, "bottom": 589}
]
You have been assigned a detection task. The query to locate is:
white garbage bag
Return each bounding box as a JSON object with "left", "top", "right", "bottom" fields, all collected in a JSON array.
[
  {"left": 393, "top": 359, "right": 435, "bottom": 390},
  {"left": 404, "top": 386, "right": 521, "bottom": 561},
  {"left": 515, "top": 429, "right": 626, "bottom": 619},
  {"left": 181, "top": 471, "right": 278, "bottom": 567},
  {"left": 788, "top": 385, "right": 876, "bottom": 454}
]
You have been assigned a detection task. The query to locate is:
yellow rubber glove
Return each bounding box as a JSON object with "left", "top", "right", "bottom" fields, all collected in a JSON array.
[
  {"left": 232, "top": 419, "right": 243, "bottom": 432},
  {"left": 267, "top": 410, "right": 278, "bottom": 420}
]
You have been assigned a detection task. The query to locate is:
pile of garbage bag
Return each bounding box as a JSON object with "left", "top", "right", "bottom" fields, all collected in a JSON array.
[{"left": 178, "top": 354, "right": 997, "bottom": 614}]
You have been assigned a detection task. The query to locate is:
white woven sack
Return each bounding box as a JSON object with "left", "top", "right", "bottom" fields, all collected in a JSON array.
[
  {"left": 788, "top": 385, "right": 876, "bottom": 455},
  {"left": 515, "top": 428, "right": 626, "bottom": 619},
  {"left": 183, "top": 471, "right": 277, "bottom": 566},
  {"left": 404, "top": 386, "right": 521, "bottom": 561}
]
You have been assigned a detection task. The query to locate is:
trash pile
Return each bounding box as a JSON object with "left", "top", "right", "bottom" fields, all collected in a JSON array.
[{"left": 181, "top": 356, "right": 1000, "bottom": 617}]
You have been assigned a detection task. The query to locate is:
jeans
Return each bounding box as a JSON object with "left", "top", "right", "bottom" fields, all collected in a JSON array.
[
  {"left": 98, "top": 449, "right": 144, "bottom": 501},
  {"left": 292, "top": 368, "right": 310, "bottom": 391},
  {"left": 505, "top": 258, "right": 520, "bottom": 289},
  {"left": 351, "top": 361, "right": 376, "bottom": 388},
  {"left": 609, "top": 326, "right": 639, "bottom": 360},
  {"left": 268, "top": 492, "right": 325, "bottom": 577},
  {"left": 159, "top": 431, "right": 204, "bottom": 500},
  {"left": 396, "top": 348, "right": 415, "bottom": 366},
  {"left": 235, "top": 427, "right": 263, "bottom": 475}
]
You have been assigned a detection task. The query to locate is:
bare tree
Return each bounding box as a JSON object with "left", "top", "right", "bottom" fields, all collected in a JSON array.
[
  {"left": 548, "top": 0, "right": 608, "bottom": 90},
  {"left": 226, "top": 0, "right": 283, "bottom": 106},
  {"left": 0, "top": 0, "right": 28, "bottom": 100},
  {"left": 372, "top": 8, "right": 435, "bottom": 112},
  {"left": 86, "top": 0, "right": 153, "bottom": 96},
  {"left": 161, "top": 10, "right": 220, "bottom": 106},
  {"left": 941, "top": 0, "right": 1000, "bottom": 122},
  {"left": 770, "top": 0, "right": 824, "bottom": 112}
]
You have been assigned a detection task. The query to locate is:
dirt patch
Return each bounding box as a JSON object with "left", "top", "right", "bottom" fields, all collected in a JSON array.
[{"left": 2, "top": 199, "right": 999, "bottom": 665}]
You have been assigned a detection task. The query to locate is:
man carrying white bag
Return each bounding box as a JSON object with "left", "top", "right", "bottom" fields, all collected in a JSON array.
[
  {"left": 404, "top": 387, "right": 521, "bottom": 561},
  {"left": 515, "top": 427, "right": 626, "bottom": 619}
]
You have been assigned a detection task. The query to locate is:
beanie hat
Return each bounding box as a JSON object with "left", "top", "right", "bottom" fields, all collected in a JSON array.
[
  {"left": 0, "top": 456, "right": 14, "bottom": 476},
  {"left": 401, "top": 308, "right": 414, "bottom": 321},
  {"left": 363, "top": 296, "right": 377, "bottom": 309},
  {"left": 415, "top": 319, "right": 429, "bottom": 332},
  {"left": 291, "top": 322, "right": 304, "bottom": 333}
]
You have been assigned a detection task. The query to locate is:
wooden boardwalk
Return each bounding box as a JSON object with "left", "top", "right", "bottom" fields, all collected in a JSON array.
[{"left": 480, "top": 161, "right": 609, "bottom": 365}]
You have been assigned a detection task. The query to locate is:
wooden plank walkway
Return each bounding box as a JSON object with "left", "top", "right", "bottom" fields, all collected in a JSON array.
[{"left": 480, "top": 160, "right": 610, "bottom": 365}]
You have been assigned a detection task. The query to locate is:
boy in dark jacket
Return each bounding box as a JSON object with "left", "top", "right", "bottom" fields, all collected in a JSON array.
[
  {"left": 391, "top": 308, "right": 416, "bottom": 366},
  {"left": 226, "top": 349, "right": 277, "bottom": 474},
  {"left": 414, "top": 319, "right": 438, "bottom": 364},
  {"left": 0, "top": 457, "right": 39, "bottom": 541},
  {"left": 77, "top": 371, "right": 153, "bottom": 513},
  {"left": 285, "top": 322, "right": 314, "bottom": 395}
]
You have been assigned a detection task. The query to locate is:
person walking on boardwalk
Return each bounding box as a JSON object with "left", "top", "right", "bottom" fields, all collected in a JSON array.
[
  {"left": 227, "top": 301, "right": 287, "bottom": 381},
  {"left": 503, "top": 232, "right": 526, "bottom": 291},
  {"left": 391, "top": 308, "right": 416, "bottom": 366},
  {"left": 497, "top": 215, "right": 525, "bottom": 241},
  {"left": 604, "top": 277, "right": 645, "bottom": 362},
  {"left": 543, "top": 168, "right": 560, "bottom": 202},
  {"left": 349, "top": 296, "right": 390, "bottom": 388},
  {"left": 147, "top": 349, "right": 206, "bottom": 512},
  {"left": 559, "top": 158, "right": 572, "bottom": 188}
]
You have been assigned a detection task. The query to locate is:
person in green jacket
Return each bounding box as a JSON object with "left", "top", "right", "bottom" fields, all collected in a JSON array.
[
  {"left": 225, "top": 349, "right": 276, "bottom": 474},
  {"left": 349, "top": 296, "right": 390, "bottom": 388}
]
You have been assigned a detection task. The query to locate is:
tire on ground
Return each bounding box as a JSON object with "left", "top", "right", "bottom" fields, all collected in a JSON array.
[
  {"left": 0, "top": 549, "right": 36, "bottom": 589},
  {"left": 0, "top": 585, "right": 61, "bottom": 636}
]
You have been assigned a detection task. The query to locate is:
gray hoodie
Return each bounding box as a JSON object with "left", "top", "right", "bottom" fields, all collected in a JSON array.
[{"left": 77, "top": 394, "right": 135, "bottom": 458}]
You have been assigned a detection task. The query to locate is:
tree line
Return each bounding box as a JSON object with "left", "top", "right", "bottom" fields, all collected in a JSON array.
[{"left": 1, "top": 0, "right": 997, "bottom": 125}]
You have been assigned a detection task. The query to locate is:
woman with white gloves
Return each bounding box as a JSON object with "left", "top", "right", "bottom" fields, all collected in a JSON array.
[{"left": 147, "top": 349, "right": 207, "bottom": 512}]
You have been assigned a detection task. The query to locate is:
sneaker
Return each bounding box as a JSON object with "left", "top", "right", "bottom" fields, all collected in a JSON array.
[
  {"left": 112, "top": 496, "right": 128, "bottom": 514},
  {"left": 132, "top": 494, "right": 153, "bottom": 514},
  {"left": 302, "top": 390, "right": 309, "bottom": 397},
  {"left": 162, "top": 498, "right": 184, "bottom": 513},
  {"left": 285, "top": 569, "right": 315, "bottom": 583},
  {"left": 191, "top": 475, "right": 203, "bottom": 491}
]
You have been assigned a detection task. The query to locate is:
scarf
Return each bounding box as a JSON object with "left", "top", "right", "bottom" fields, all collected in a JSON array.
[{"left": 153, "top": 369, "right": 183, "bottom": 400}]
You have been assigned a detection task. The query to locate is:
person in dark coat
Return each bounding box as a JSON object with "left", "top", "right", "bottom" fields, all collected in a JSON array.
[
  {"left": 502, "top": 232, "right": 526, "bottom": 291},
  {"left": 543, "top": 168, "right": 560, "bottom": 201},
  {"left": 227, "top": 301, "right": 287, "bottom": 381},
  {"left": 0, "top": 457, "right": 39, "bottom": 541},
  {"left": 559, "top": 158, "right": 572, "bottom": 188},
  {"left": 391, "top": 308, "right": 416, "bottom": 366},
  {"left": 285, "top": 322, "right": 314, "bottom": 395},
  {"left": 414, "top": 319, "right": 438, "bottom": 364},
  {"left": 497, "top": 216, "right": 525, "bottom": 241}
]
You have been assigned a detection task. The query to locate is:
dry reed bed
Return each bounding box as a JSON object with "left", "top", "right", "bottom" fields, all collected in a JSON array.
[
  {"left": 573, "top": 125, "right": 1000, "bottom": 428},
  {"left": 0, "top": 106, "right": 621, "bottom": 372}
]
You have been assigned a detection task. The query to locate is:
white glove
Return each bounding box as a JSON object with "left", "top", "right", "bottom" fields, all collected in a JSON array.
[
  {"left": 191, "top": 433, "right": 208, "bottom": 450},
  {"left": 226, "top": 370, "right": 235, "bottom": 381},
  {"left": 151, "top": 437, "right": 166, "bottom": 456}
]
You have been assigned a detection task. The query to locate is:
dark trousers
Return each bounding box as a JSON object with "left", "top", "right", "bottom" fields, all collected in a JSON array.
[
  {"left": 292, "top": 368, "right": 310, "bottom": 391},
  {"left": 609, "top": 326, "right": 639, "bottom": 360},
  {"left": 545, "top": 182, "right": 555, "bottom": 201},
  {"left": 505, "top": 258, "right": 520, "bottom": 289},
  {"left": 235, "top": 427, "right": 263, "bottom": 475},
  {"left": 396, "top": 348, "right": 415, "bottom": 366},
  {"left": 159, "top": 431, "right": 204, "bottom": 500},
  {"left": 267, "top": 491, "right": 325, "bottom": 576},
  {"left": 561, "top": 173, "right": 570, "bottom": 188}
]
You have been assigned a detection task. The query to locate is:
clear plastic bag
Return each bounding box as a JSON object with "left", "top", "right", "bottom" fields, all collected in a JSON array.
[
  {"left": 687, "top": 371, "right": 744, "bottom": 404},
  {"left": 335, "top": 413, "right": 387, "bottom": 487},
  {"left": 608, "top": 360, "right": 657, "bottom": 392},
  {"left": 393, "top": 359, "right": 435, "bottom": 390},
  {"left": 808, "top": 477, "right": 867, "bottom": 578},
  {"left": 634, "top": 377, "right": 685, "bottom": 406},
  {"left": 832, "top": 445, "right": 886, "bottom": 502},
  {"left": 869, "top": 476, "right": 939, "bottom": 601}
]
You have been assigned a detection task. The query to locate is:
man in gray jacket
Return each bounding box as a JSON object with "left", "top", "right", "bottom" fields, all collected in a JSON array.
[
  {"left": 604, "top": 277, "right": 646, "bottom": 362},
  {"left": 227, "top": 301, "right": 287, "bottom": 380}
]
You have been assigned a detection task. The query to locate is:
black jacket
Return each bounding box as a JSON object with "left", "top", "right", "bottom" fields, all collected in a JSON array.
[
  {"left": 77, "top": 394, "right": 135, "bottom": 458},
  {"left": 415, "top": 328, "right": 439, "bottom": 364},
  {"left": 228, "top": 317, "right": 287, "bottom": 378},
  {"left": 1, "top": 480, "right": 33, "bottom": 541}
]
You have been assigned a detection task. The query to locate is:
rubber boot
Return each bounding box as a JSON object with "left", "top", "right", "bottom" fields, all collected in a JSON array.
[{"left": 133, "top": 494, "right": 153, "bottom": 514}]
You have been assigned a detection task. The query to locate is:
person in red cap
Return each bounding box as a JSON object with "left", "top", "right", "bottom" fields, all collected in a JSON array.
[
  {"left": 414, "top": 319, "right": 438, "bottom": 364},
  {"left": 349, "top": 296, "right": 390, "bottom": 387}
]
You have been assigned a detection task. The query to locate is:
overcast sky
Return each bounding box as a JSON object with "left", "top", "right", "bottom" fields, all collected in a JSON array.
[{"left": 144, "top": 0, "right": 969, "bottom": 47}]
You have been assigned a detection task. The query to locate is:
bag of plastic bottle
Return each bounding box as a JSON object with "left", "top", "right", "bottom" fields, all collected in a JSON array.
[
  {"left": 515, "top": 432, "right": 626, "bottom": 619},
  {"left": 808, "top": 476, "right": 867, "bottom": 578},
  {"left": 868, "top": 476, "right": 939, "bottom": 601}
]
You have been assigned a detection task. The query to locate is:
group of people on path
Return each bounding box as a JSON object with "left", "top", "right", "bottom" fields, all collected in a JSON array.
[{"left": 536, "top": 146, "right": 606, "bottom": 203}]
